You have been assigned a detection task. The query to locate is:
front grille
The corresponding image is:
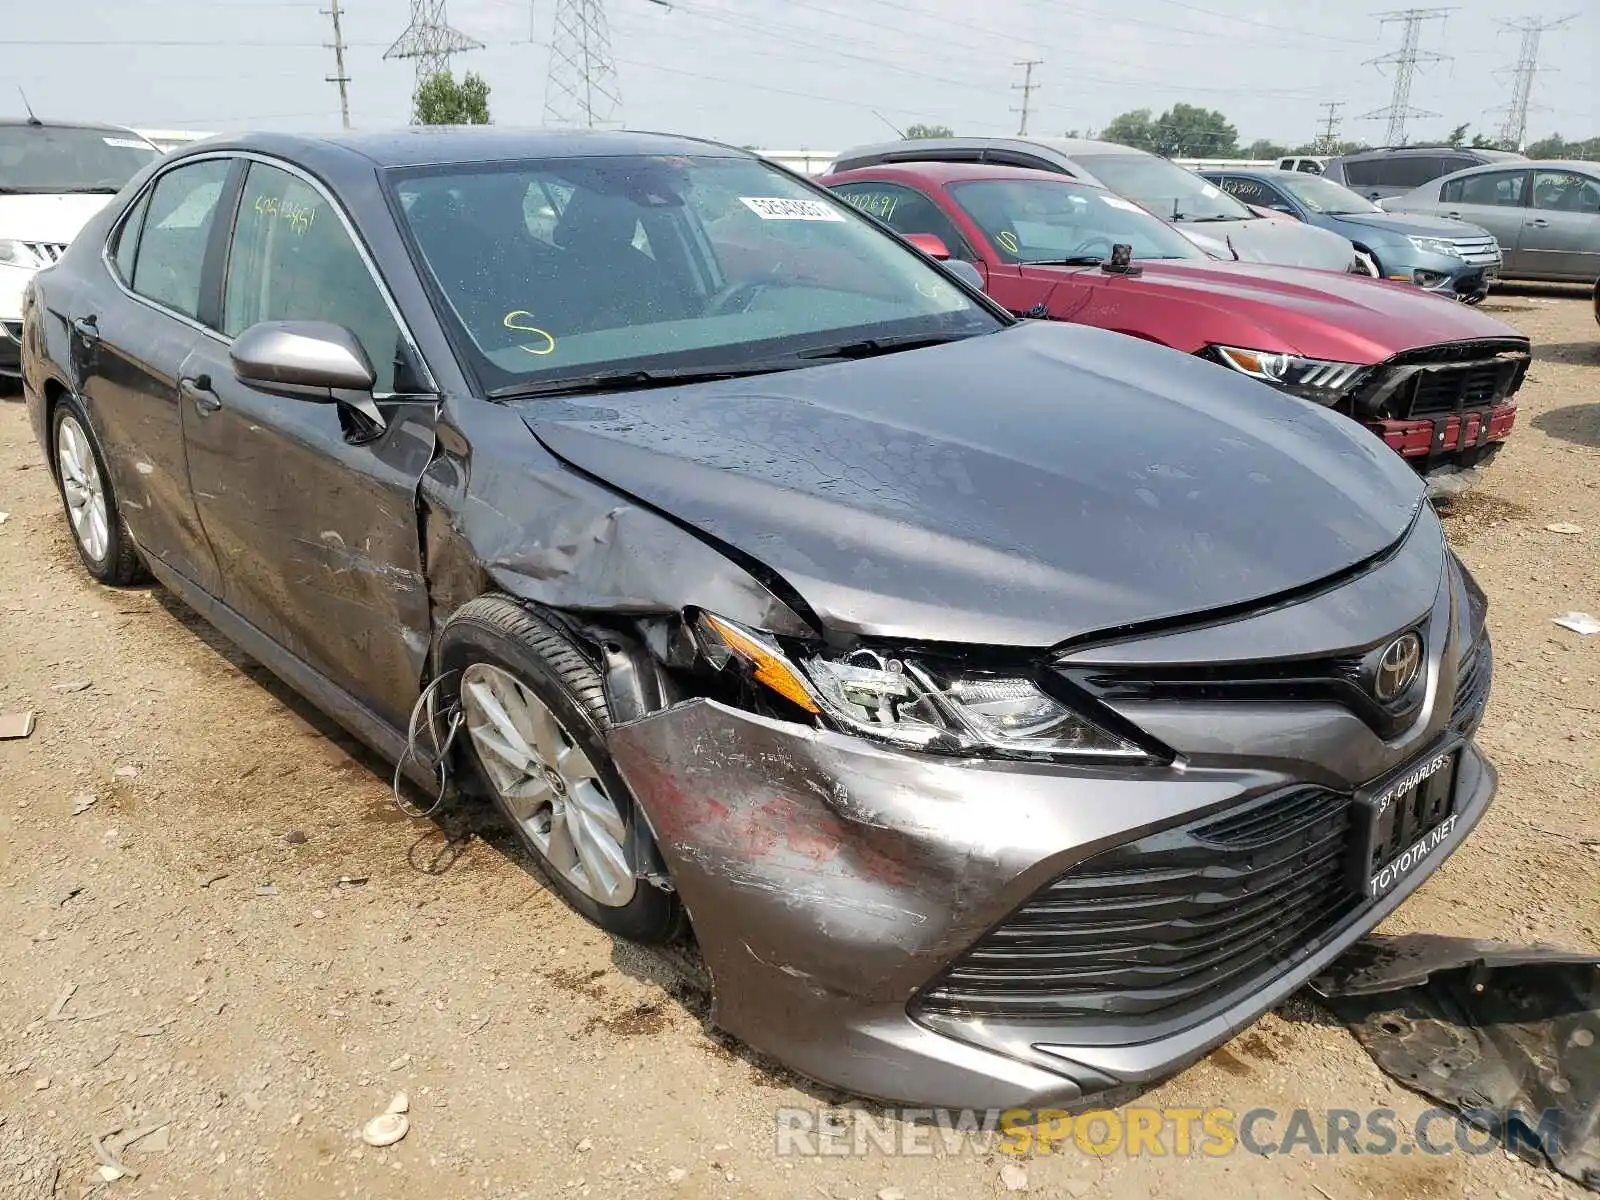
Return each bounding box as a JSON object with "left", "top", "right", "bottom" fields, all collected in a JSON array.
[
  {"left": 22, "top": 241, "right": 68, "bottom": 264},
  {"left": 1450, "top": 637, "right": 1491, "bottom": 732},
  {"left": 1447, "top": 237, "right": 1500, "bottom": 266},
  {"left": 1358, "top": 340, "right": 1530, "bottom": 421},
  {"left": 914, "top": 787, "right": 1361, "bottom": 1024},
  {"left": 1411, "top": 364, "right": 1505, "bottom": 416}
]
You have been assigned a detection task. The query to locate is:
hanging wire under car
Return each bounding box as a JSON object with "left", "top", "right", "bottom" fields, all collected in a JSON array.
[{"left": 391, "top": 671, "right": 464, "bottom": 820}]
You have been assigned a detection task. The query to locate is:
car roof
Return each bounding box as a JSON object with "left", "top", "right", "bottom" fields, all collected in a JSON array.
[
  {"left": 1332, "top": 145, "right": 1523, "bottom": 162},
  {"left": 827, "top": 161, "right": 1107, "bottom": 188},
  {"left": 1198, "top": 167, "right": 1308, "bottom": 180},
  {"left": 831, "top": 136, "right": 1149, "bottom": 171},
  {"left": 0, "top": 117, "right": 153, "bottom": 138},
  {"left": 1438, "top": 158, "right": 1596, "bottom": 177},
  {"left": 168, "top": 126, "right": 750, "bottom": 170}
]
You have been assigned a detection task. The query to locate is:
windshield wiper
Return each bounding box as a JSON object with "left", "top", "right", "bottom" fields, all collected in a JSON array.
[
  {"left": 1183, "top": 214, "right": 1243, "bottom": 223},
  {"left": 487, "top": 363, "right": 798, "bottom": 400},
  {"left": 795, "top": 332, "right": 976, "bottom": 361},
  {"left": 1022, "top": 255, "right": 1110, "bottom": 267}
]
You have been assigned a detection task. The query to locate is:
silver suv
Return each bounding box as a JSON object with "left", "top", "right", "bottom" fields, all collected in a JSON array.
[{"left": 1323, "top": 146, "right": 1526, "bottom": 202}]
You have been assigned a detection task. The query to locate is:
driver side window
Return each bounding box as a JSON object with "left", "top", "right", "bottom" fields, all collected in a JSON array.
[
  {"left": 223, "top": 162, "right": 403, "bottom": 393},
  {"left": 830, "top": 183, "right": 972, "bottom": 260}
]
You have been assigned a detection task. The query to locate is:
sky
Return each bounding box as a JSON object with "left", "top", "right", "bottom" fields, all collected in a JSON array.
[{"left": 3, "top": 0, "right": 1595, "bottom": 151}]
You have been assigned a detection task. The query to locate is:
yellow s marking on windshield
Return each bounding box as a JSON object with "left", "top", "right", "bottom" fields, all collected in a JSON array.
[
  {"left": 504, "top": 311, "right": 556, "bottom": 356},
  {"left": 996, "top": 230, "right": 1020, "bottom": 255}
]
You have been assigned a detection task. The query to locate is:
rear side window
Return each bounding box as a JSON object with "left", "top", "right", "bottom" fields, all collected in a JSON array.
[
  {"left": 223, "top": 161, "right": 403, "bottom": 392},
  {"left": 110, "top": 191, "right": 150, "bottom": 284},
  {"left": 1442, "top": 171, "right": 1528, "bottom": 207},
  {"left": 130, "top": 159, "right": 231, "bottom": 319},
  {"left": 1379, "top": 156, "right": 1446, "bottom": 189},
  {"left": 1531, "top": 169, "right": 1600, "bottom": 213},
  {"left": 1339, "top": 159, "right": 1381, "bottom": 187}
]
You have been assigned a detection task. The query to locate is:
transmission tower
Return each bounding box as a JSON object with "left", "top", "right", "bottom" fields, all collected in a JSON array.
[
  {"left": 384, "top": 0, "right": 483, "bottom": 115},
  {"left": 544, "top": 0, "right": 670, "bottom": 128},
  {"left": 1359, "top": 8, "right": 1454, "bottom": 145},
  {"left": 1487, "top": 15, "right": 1575, "bottom": 151},
  {"left": 1011, "top": 59, "right": 1043, "bottom": 137},
  {"left": 1315, "top": 101, "right": 1346, "bottom": 153}
]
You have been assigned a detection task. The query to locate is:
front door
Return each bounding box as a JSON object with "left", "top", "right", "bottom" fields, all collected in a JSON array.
[
  {"left": 181, "top": 158, "right": 438, "bottom": 728},
  {"left": 1439, "top": 169, "right": 1531, "bottom": 274},
  {"left": 77, "top": 157, "right": 233, "bottom": 595},
  {"left": 1522, "top": 169, "right": 1600, "bottom": 282}
]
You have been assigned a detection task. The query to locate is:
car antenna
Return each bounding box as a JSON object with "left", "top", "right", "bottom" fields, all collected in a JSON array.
[
  {"left": 17, "top": 87, "right": 42, "bottom": 126},
  {"left": 872, "top": 109, "right": 906, "bottom": 140}
]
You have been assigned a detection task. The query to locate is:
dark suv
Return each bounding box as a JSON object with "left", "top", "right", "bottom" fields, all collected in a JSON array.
[{"left": 1325, "top": 146, "right": 1526, "bottom": 202}]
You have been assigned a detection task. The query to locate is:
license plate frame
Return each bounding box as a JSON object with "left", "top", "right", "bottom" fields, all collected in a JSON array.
[{"left": 1350, "top": 746, "right": 1462, "bottom": 899}]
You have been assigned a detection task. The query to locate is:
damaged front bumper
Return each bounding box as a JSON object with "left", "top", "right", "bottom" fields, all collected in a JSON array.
[{"left": 608, "top": 698, "right": 1497, "bottom": 1110}]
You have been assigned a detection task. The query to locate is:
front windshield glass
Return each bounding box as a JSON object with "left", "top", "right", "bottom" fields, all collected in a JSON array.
[
  {"left": 1071, "top": 152, "right": 1254, "bottom": 222},
  {"left": 1277, "top": 174, "right": 1381, "bottom": 216},
  {"left": 948, "top": 179, "right": 1205, "bottom": 263},
  {"left": 391, "top": 154, "right": 1001, "bottom": 392},
  {"left": 0, "top": 125, "right": 160, "bottom": 193}
]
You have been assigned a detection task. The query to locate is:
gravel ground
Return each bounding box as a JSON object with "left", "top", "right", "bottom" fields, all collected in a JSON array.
[{"left": 1, "top": 288, "right": 1597, "bottom": 1200}]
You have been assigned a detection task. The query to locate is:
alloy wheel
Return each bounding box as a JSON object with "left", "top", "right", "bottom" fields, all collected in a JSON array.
[
  {"left": 459, "top": 662, "right": 636, "bottom": 907},
  {"left": 57, "top": 415, "right": 110, "bottom": 562}
]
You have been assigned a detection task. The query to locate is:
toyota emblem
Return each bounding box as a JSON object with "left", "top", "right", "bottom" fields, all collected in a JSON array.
[{"left": 1374, "top": 633, "right": 1423, "bottom": 703}]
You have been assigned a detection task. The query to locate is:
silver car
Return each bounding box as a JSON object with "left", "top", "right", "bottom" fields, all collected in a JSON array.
[
  {"left": 1381, "top": 160, "right": 1600, "bottom": 284},
  {"left": 830, "top": 137, "right": 1363, "bottom": 274}
]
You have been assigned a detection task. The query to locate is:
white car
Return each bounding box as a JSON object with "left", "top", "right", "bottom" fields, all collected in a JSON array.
[{"left": 1, "top": 119, "right": 164, "bottom": 377}]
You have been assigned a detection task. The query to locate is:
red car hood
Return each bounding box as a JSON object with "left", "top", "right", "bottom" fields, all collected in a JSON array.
[{"left": 1028, "top": 259, "right": 1523, "bottom": 363}]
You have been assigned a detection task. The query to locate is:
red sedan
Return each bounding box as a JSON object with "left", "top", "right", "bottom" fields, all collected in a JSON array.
[{"left": 820, "top": 161, "right": 1528, "bottom": 497}]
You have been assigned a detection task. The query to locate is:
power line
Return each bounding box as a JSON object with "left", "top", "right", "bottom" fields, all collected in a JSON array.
[
  {"left": 1359, "top": 7, "right": 1454, "bottom": 146},
  {"left": 383, "top": 0, "right": 483, "bottom": 117},
  {"left": 1011, "top": 58, "right": 1043, "bottom": 136},
  {"left": 324, "top": 0, "right": 352, "bottom": 130},
  {"left": 1487, "top": 14, "right": 1575, "bottom": 151}
]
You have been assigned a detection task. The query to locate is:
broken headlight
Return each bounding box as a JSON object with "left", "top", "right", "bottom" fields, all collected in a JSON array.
[
  {"left": 696, "top": 613, "right": 1145, "bottom": 760},
  {"left": 1211, "top": 344, "right": 1371, "bottom": 405}
]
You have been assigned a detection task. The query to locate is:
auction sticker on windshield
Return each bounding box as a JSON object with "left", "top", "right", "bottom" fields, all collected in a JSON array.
[{"left": 740, "top": 196, "right": 845, "bottom": 222}]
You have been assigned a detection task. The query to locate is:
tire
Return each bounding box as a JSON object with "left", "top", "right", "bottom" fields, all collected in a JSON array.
[
  {"left": 1354, "top": 249, "right": 1380, "bottom": 278},
  {"left": 50, "top": 393, "right": 147, "bottom": 586},
  {"left": 436, "top": 595, "right": 684, "bottom": 944}
]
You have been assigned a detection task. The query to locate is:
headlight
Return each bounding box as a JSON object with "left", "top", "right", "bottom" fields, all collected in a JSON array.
[
  {"left": 696, "top": 613, "right": 1146, "bottom": 760},
  {"left": 1212, "top": 345, "right": 1371, "bottom": 405},
  {"left": 0, "top": 239, "right": 46, "bottom": 269},
  {"left": 1408, "top": 236, "right": 1462, "bottom": 259}
]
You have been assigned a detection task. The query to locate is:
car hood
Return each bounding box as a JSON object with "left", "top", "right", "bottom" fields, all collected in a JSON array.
[
  {"left": 516, "top": 322, "right": 1426, "bottom": 648},
  {"left": 1051, "top": 259, "right": 1524, "bottom": 362},
  {"left": 1326, "top": 210, "right": 1491, "bottom": 240},
  {"left": 0, "top": 192, "right": 116, "bottom": 244},
  {"left": 1173, "top": 215, "right": 1354, "bottom": 271}
]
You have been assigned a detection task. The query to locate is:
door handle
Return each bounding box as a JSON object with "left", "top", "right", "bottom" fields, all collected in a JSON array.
[
  {"left": 180, "top": 375, "right": 222, "bottom": 414},
  {"left": 71, "top": 315, "right": 99, "bottom": 343},
  {"left": 1444, "top": 211, "right": 1462, "bottom": 219},
  {"left": 1527, "top": 218, "right": 1550, "bottom": 228}
]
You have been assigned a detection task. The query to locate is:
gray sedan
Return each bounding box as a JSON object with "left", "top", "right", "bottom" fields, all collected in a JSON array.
[{"left": 1382, "top": 160, "right": 1600, "bottom": 283}]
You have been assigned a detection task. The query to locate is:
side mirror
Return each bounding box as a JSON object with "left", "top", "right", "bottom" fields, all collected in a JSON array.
[
  {"left": 230, "top": 321, "right": 377, "bottom": 396},
  {"left": 903, "top": 232, "right": 952, "bottom": 260},
  {"left": 940, "top": 259, "right": 986, "bottom": 293}
]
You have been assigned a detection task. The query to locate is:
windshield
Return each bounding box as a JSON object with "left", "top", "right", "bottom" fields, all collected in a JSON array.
[
  {"left": 1072, "top": 153, "right": 1254, "bottom": 223},
  {"left": 1276, "top": 174, "right": 1380, "bottom": 216},
  {"left": 0, "top": 125, "right": 160, "bottom": 193},
  {"left": 947, "top": 179, "right": 1205, "bottom": 263},
  {"left": 391, "top": 154, "right": 1001, "bottom": 392}
]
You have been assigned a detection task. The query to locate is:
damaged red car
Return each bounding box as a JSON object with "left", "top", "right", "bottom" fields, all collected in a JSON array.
[
  {"left": 822, "top": 162, "right": 1530, "bottom": 499},
  {"left": 24, "top": 130, "right": 1495, "bottom": 1111}
]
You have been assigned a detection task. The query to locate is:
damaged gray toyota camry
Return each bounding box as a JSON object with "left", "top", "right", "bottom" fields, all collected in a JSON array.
[{"left": 21, "top": 129, "right": 1494, "bottom": 1111}]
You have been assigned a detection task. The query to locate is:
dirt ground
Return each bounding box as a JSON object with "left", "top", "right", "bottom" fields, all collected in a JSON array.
[{"left": 2, "top": 289, "right": 1598, "bottom": 1200}]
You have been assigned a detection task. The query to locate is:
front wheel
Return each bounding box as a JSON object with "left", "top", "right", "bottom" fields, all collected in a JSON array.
[{"left": 437, "top": 596, "right": 684, "bottom": 944}]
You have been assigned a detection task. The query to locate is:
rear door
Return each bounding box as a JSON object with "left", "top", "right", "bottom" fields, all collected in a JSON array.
[
  {"left": 1522, "top": 168, "right": 1600, "bottom": 281},
  {"left": 181, "top": 157, "right": 438, "bottom": 728},
  {"left": 1439, "top": 170, "right": 1532, "bottom": 272},
  {"left": 78, "top": 156, "right": 234, "bottom": 595}
]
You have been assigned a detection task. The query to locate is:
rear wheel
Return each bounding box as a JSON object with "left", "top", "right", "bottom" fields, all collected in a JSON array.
[
  {"left": 51, "top": 395, "right": 146, "bottom": 586},
  {"left": 437, "top": 596, "right": 683, "bottom": 943}
]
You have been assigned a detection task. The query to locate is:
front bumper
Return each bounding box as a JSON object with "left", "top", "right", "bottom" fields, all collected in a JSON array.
[
  {"left": 1368, "top": 402, "right": 1515, "bottom": 496},
  {"left": 608, "top": 693, "right": 1496, "bottom": 1110}
]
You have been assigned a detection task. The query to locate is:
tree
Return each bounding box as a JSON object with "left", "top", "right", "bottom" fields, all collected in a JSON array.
[
  {"left": 1245, "top": 138, "right": 1290, "bottom": 161},
  {"left": 1102, "top": 105, "right": 1238, "bottom": 157},
  {"left": 414, "top": 70, "right": 491, "bottom": 125},
  {"left": 1526, "top": 132, "right": 1600, "bottom": 159},
  {"left": 904, "top": 123, "right": 953, "bottom": 140}
]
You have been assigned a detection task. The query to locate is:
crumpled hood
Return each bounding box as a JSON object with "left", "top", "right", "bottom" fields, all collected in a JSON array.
[
  {"left": 518, "top": 322, "right": 1427, "bottom": 648},
  {"left": 1175, "top": 214, "right": 1354, "bottom": 271},
  {"left": 0, "top": 193, "right": 116, "bottom": 244},
  {"left": 1328, "top": 210, "right": 1494, "bottom": 241},
  {"left": 1068, "top": 259, "right": 1526, "bottom": 362}
]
